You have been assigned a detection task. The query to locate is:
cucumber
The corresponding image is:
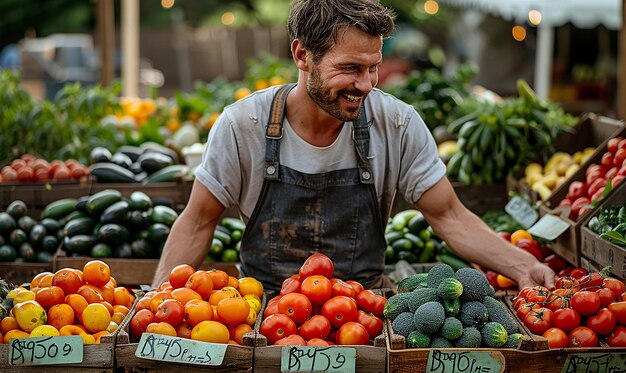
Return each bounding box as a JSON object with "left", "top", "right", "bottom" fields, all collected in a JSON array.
[
  {"left": 75, "top": 196, "right": 90, "bottom": 213},
  {"left": 385, "top": 230, "right": 405, "bottom": 245},
  {"left": 407, "top": 213, "right": 429, "bottom": 234},
  {"left": 231, "top": 230, "right": 242, "bottom": 242},
  {"left": 391, "top": 209, "right": 420, "bottom": 231},
  {"left": 97, "top": 224, "right": 130, "bottom": 247},
  {"left": 208, "top": 238, "right": 224, "bottom": 258},
  {"left": 435, "top": 253, "right": 471, "bottom": 271},
  {"left": 150, "top": 205, "right": 178, "bottom": 226},
  {"left": 221, "top": 217, "right": 246, "bottom": 233},
  {"left": 129, "top": 191, "right": 153, "bottom": 211},
  {"left": 404, "top": 232, "right": 424, "bottom": 250},
  {"left": 397, "top": 250, "right": 418, "bottom": 263},
  {"left": 65, "top": 235, "right": 97, "bottom": 255},
  {"left": 86, "top": 189, "right": 122, "bottom": 215},
  {"left": 89, "top": 163, "right": 137, "bottom": 183},
  {"left": 142, "top": 165, "right": 188, "bottom": 184},
  {"left": 418, "top": 240, "right": 436, "bottom": 263},
  {"left": 213, "top": 229, "right": 232, "bottom": 246},
  {"left": 391, "top": 238, "right": 413, "bottom": 252},
  {"left": 64, "top": 217, "right": 96, "bottom": 237},
  {"left": 100, "top": 200, "right": 130, "bottom": 224},
  {"left": 41, "top": 198, "right": 78, "bottom": 220},
  {"left": 215, "top": 225, "right": 232, "bottom": 236}
]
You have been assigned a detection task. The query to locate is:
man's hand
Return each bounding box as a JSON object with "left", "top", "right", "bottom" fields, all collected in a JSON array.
[{"left": 516, "top": 261, "right": 556, "bottom": 290}]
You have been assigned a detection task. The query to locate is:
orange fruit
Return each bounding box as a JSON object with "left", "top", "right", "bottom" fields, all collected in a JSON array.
[
  {"left": 113, "top": 287, "right": 136, "bottom": 308},
  {"left": 52, "top": 268, "right": 84, "bottom": 295},
  {"left": 230, "top": 324, "right": 252, "bottom": 345},
  {"left": 77, "top": 284, "right": 104, "bottom": 304},
  {"left": 65, "top": 294, "right": 89, "bottom": 323},
  {"left": 112, "top": 312, "right": 126, "bottom": 325},
  {"left": 238, "top": 277, "right": 264, "bottom": 298},
  {"left": 227, "top": 276, "right": 239, "bottom": 289},
  {"left": 47, "top": 304, "right": 75, "bottom": 330},
  {"left": 171, "top": 287, "right": 202, "bottom": 305},
  {"left": 169, "top": 265, "right": 195, "bottom": 289},
  {"left": 209, "top": 287, "right": 240, "bottom": 306},
  {"left": 135, "top": 296, "right": 152, "bottom": 311},
  {"left": 184, "top": 299, "right": 213, "bottom": 326},
  {"left": 216, "top": 297, "right": 250, "bottom": 326},
  {"left": 30, "top": 271, "right": 54, "bottom": 289},
  {"left": 146, "top": 322, "right": 177, "bottom": 337},
  {"left": 190, "top": 320, "right": 229, "bottom": 343},
  {"left": 0, "top": 317, "right": 19, "bottom": 334},
  {"left": 130, "top": 309, "right": 155, "bottom": 338},
  {"left": 35, "top": 286, "right": 65, "bottom": 309},
  {"left": 150, "top": 291, "right": 172, "bottom": 314},
  {"left": 206, "top": 270, "right": 229, "bottom": 290},
  {"left": 82, "top": 303, "right": 112, "bottom": 333},
  {"left": 38, "top": 273, "right": 55, "bottom": 288},
  {"left": 83, "top": 260, "right": 111, "bottom": 287},
  {"left": 510, "top": 229, "right": 532, "bottom": 245},
  {"left": 99, "top": 284, "right": 115, "bottom": 304},
  {"left": 113, "top": 305, "right": 130, "bottom": 316},
  {"left": 93, "top": 330, "right": 110, "bottom": 344},
  {"left": 4, "top": 329, "right": 30, "bottom": 343},
  {"left": 176, "top": 322, "right": 194, "bottom": 339},
  {"left": 101, "top": 301, "right": 114, "bottom": 316},
  {"left": 185, "top": 271, "right": 213, "bottom": 300}
]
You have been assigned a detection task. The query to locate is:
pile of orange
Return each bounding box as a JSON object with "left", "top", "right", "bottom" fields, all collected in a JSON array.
[
  {"left": 0, "top": 260, "right": 135, "bottom": 344},
  {"left": 131, "top": 265, "right": 263, "bottom": 345}
]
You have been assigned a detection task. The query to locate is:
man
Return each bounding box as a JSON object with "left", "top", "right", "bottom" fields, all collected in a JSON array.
[{"left": 153, "top": 0, "right": 555, "bottom": 291}]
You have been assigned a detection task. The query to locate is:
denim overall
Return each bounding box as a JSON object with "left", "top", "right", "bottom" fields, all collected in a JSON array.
[{"left": 239, "top": 84, "right": 387, "bottom": 291}]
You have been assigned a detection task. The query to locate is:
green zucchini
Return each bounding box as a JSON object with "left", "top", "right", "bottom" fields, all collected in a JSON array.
[
  {"left": 391, "top": 209, "right": 420, "bottom": 231},
  {"left": 142, "top": 165, "right": 188, "bottom": 184},
  {"left": 213, "top": 229, "right": 232, "bottom": 246},
  {"left": 150, "top": 205, "right": 178, "bottom": 226},
  {"left": 63, "top": 217, "right": 96, "bottom": 237},
  {"left": 147, "top": 223, "right": 171, "bottom": 244},
  {"left": 86, "top": 189, "right": 122, "bottom": 215},
  {"left": 129, "top": 191, "right": 153, "bottom": 211},
  {"left": 41, "top": 198, "right": 78, "bottom": 220},
  {"left": 65, "top": 235, "right": 97, "bottom": 255},
  {"left": 221, "top": 217, "right": 246, "bottom": 233},
  {"left": 100, "top": 200, "right": 130, "bottom": 224},
  {"left": 97, "top": 224, "right": 130, "bottom": 247},
  {"left": 89, "top": 163, "right": 136, "bottom": 183}
]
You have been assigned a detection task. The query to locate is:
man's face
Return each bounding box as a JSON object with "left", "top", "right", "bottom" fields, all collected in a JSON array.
[{"left": 306, "top": 28, "right": 383, "bottom": 122}]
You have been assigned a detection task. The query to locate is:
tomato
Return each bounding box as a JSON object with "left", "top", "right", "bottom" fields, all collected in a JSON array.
[
  {"left": 300, "top": 275, "right": 332, "bottom": 305},
  {"left": 321, "top": 296, "right": 358, "bottom": 328},
  {"left": 552, "top": 308, "right": 581, "bottom": 333},
  {"left": 52, "top": 268, "right": 84, "bottom": 295},
  {"left": 191, "top": 320, "right": 230, "bottom": 343},
  {"left": 307, "top": 338, "right": 329, "bottom": 346},
  {"left": 516, "top": 303, "right": 540, "bottom": 321},
  {"left": 336, "top": 322, "right": 369, "bottom": 345},
  {"left": 154, "top": 299, "right": 184, "bottom": 327},
  {"left": 603, "top": 278, "right": 626, "bottom": 299},
  {"left": 568, "top": 326, "right": 598, "bottom": 347},
  {"left": 606, "top": 325, "right": 626, "bottom": 347},
  {"left": 217, "top": 297, "right": 250, "bottom": 325},
  {"left": 596, "top": 287, "right": 616, "bottom": 307},
  {"left": 130, "top": 309, "right": 155, "bottom": 337},
  {"left": 298, "top": 314, "right": 331, "bottom": 341},
  {"left": 356, "top": 310, "right": 383, "bottom": 338},
  {"left": 579, "top": 272, "right": 603, "bottom": 289},
  {"left": 280, "top": 275, "right": 302, "bottom": 295},
  {"left": 608, "top": 137, "right": 623, "bottom": 153},
  {"left": 607, "top": 301, "right": 626, "bottom": 325},
  {"left": 555, "top": 276, "right": 579, "bottom": 291},
  {"left": 274, "top": 334, "right": 306, "bottom": 346},
  {"left": 345, "top": 280, "right": 364, "bottom": 295},
  {"left": 512, "top": 297, "right": 527, "bottom": 310},
  {"left": 570, "top": 291, "right": 600, "bottom": 316},
  {"left": 185, "top": 270, "right": 214, "bottom": 300},
  {"left": 169, "top": 264, "right": 195, "bottom": 289},
  {"left": 587, "top": 178, "right": 607, "bottom": 197},
  {"left": 569, "top": 267, "right": 589, "bottom": 279},
  {"left": 260, "top": 313, "right": 297, "bottom": 345},
  {"left": 542, "top": 327, "right": 569, "bottom": 348},
  {"left": 299, "top": 253, "right": 334, "bottom": 279},
  {"left": 331, "top": 279, "right": 356, "bottom": 298},
  {"left": 524, "top": 286, "right": 551, "bottom": 303},
  {"left": 356, "top": 290, "right": 386, "bottom": 318},
  {"left": 263, "top": 298, "right": 280, "bottom": 319},
  {"left": 586, "top": 308, "right": 616, "bottom": 335},
  {"left": 546, "top": 288, "right": 573, "bottom": 312},
  {"left": 524, "top": 307, "right": 553, "bottom": 335},
  {"left": 515, "top": 239, "right": 543, "bottom": 261},
  {"left": 35, "top": 286, "right": 65, "bottom": 310},
  {"left": 566, "top": 181, "right": 587, "bottom": 201},
  {"left": 485, "top": 270, "right": 500, "bottom": 290},
  {"left": 278, "top": 293, "right": 312, "bottom": 325}
]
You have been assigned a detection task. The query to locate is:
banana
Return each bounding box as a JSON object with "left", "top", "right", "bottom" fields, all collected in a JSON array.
[
  {"left": 467, "top": 125, "right": 485, "bottom": 150},
  {"left": 565, "top": 163, "right": 580, "bottom": 178},
  {"left": 478, "top": 125, "right": 493, "bottom": 152},
  {"left": 531, "top": 181, "right": 552, "bottom": 201},
  {"left": 459, "top": 120, "right": 480, "bottom": 139},
  {"left": 541, "top": 171, "right": 559, "bottom": 189},
  {"left": 524, "top": 162, "right": 543, "bottom": 177}
]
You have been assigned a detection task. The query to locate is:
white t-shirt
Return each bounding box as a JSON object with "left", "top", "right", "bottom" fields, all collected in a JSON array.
[{"left": 195, "top": 86, "right": 446, "bottom": 223}]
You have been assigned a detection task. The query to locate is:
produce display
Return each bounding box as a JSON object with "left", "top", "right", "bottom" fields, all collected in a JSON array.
[
  {"left": 387, "top": 263, "right": 523, "bottom": 348},
  {"left": 130, "top": 265, "right": 263, "bottom": 345},
  {"left": 0, "top": 200, "right": 57, "bottom": 263},
  {"left": 259, "top": 253, "right": 387, "bottom": 346},
  {"left": 0, "top": 260, "right": 134, "bottom": 344},
  {"left": 511, "top": 268, "right": 626, "bottom": 348},
  {"left": 385, "top": 209, "right": 471, "bottom": 270}
]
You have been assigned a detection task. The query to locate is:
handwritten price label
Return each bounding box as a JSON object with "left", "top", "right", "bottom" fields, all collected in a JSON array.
[
  {"left": 9, "top": 336, "right": 83, "bottom": 365},
  {"left": 135, "top": 333, "right": 227, "bottom": 366},
  {"left": 561, "top": 352, "right": 626, "bottom": 373},
  {"left": 505, "top": 196, "right": 538, "bottom": 229},
  {"left": 426, "top": 350, "right": 504, "bottom": 373},
  {"left": 528, "top": 214, "right": 570, "bottom": 241},
  {"left": 281, "top": 346, "right": 356, "bottom": 373}
]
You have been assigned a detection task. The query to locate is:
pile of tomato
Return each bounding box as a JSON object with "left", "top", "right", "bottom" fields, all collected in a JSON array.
[
  {"left": 259, "top": 253, "right": 387, "bottom": 346},
  {"left": 512, "top": 268, "right": 626, "bottom": 348},
  {"left": 1, "top": 260, "right": 135, "bottom": 344},
  {"left": 130, "top": 265, "right": 263, "bottom": 345}
]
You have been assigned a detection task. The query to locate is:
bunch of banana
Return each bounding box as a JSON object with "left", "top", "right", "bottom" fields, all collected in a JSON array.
[{"left": 525, "top": 148, "right": 595, "bottom": 200}]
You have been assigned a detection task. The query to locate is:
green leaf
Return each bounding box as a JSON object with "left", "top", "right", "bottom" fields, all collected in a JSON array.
[{"left": 600, "top": 231, "right": 626, "bottom": 247}]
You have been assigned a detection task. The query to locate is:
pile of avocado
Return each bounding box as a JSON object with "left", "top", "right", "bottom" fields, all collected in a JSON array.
[
  {"left": 385, "top": 263, "right": 523, "bottom": 349},
  {"left": 0, "top": 201, "right": 56, "bottom": 263}
]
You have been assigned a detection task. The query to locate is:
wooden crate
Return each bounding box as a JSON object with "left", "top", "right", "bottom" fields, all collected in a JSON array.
[
  {"left": 0, "top": 262, "right": 52, "bottom": 286},
  {"left": 52, "top": 249, "right": 240, "bottom": 287},
  {"left": 115, "top": 294, "right": 254, "bottom": 372},
  {"left": 452, "top": 182, "right": 508, "bottom": 217},
  {"left": 0, "top": 330, "right": 118, "bottom": 372},
  {"left": 507, "top": 113, "right": 624, "bottom": 205},
  {"left": 0, "top": 179, "right": 91, "bottom": 218}
]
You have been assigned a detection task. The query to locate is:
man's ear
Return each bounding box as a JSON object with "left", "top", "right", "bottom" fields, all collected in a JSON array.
[{"left": 291, "top": 39, "right": 309, "bottom": 72}]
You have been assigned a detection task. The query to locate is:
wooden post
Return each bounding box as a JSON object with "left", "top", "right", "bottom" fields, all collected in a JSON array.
[
  {"left": 122, "top": 0, "right": 140, "bottom": 97},
  {"left": 619, "top": 0, "right": 626, "bottom": 119},
  {"left": 535, "top": 24, "right": 554, "bottom": 100},
  {"left": 96, "top": 0, "right": 115, "bottom": 86}
]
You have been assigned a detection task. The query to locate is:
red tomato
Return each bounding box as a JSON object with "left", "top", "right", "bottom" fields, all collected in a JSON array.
[
  {"left": 613, "top": 174, "right": 625, "bottom": 185},
  {"left": 130, "top": 309, "right": 155, "bottom": 337},
  {"left": 525, "top": 286, "right": 550, "bottom": 303},
  {"left": 607, "top": 301, "right": 626, "bottom": 325},
  {"left": 263, "top": 298, "right": 280, "bottom": 319},
  {"left": 596, "top": 287, "right": 616, "bottom": 307},
  {"left": 568, "top": 326, "right": 599, "bottom": 347},
  {"left": 356, "top": 290, "right": 386, "bottom": 318},
  {"left": 555, "top": 276, "right": 580, "bottom": 291},
  {"left": 546, "top": 288, "right": 573, "bottom": 311},
  {"left": 260, "top": 313, "right": 297, "bottom": 345},
  {"left": 601, "top": 152, "right": 614, "bottom": 172},
  {"left": 306, "top": 338, "right": 330, "bottom": 346},
  {"left": 570, "top": 291, "right": 600, "bottom": 316},
  {"left": 606, "top": 167, "right": 619, "bottom": 180},
  {"left": 336, "top": 321, "right": 369, "bottom": 345},
  {"left": 274, "top": 334, "right": 306, "bottom": 346},
  {"left": 345, "top": 280, "right": 364, "bottom": 295},
  {"left": 356, "top": 310, "right": 383, "bottom": 338},
  {"left": 278, "top": 293, "right": 312, "bottom": 325},
  {"left": 580, "top": 272, "right": 603, "bottom": 289},
  {"left": 543, "top": 327, "right": 569, "bottom": 348},
  {"left": 552, "top": 308, "right": 581, "bottom": 333},
  {"left": 298, "top": 314, "right": 331, "bottom": 341},
  {"left": 321, "top": 296, "right": 358, "bottom": 328},
  {"left": 603, "top": 278, "right": 626, "bottom": 299},
  {"left": 586, "top": 163, "right": 602, "bottom": 177},
  {"left": 154, "top": 299, "right": 184, "bottom": 327},
  {"left": 299, "top": 253, "right": 334, "bottom": 279},
  {"left": 331, "top": 279, "right": 357, "bottom": 298},
  {"left": 524, "top": 307, "right": 553, "bottom": 335},
  {"left": 586, "top": 308, "right": 616, "bottom": 336},
  {"left": 587, "top": 178, "right": 607, "bottom": 197},
  {"left": 586, "top": 168, "right": 603, "bottom": 186},
  {"left": 566, "top": 181, "right": 587, "bottom": 201},
  {"left": 512, "top": 297, "right": 527, "bottom": 310},
  {"left": 300, "top": 275, "right": 332, "bottom": 305},
  {"left": 280, "top": 275, "right": 302, "bottom": 295},
  {"left": 606, "top": 325, "right": 626, "bottom": 347},
  {"left": 608, "top": 137, "right": 624, "bottom": 153},
  {"left": 517, "top": 303, "right": 540, "bottom": 320},
  {"left": 569, "top": 267, "right": 589, "bottom": 279}
]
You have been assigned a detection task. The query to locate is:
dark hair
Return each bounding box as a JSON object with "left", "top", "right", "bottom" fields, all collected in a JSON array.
[{"left": 288, "top": 0, "right": 396, "bottom": 62}]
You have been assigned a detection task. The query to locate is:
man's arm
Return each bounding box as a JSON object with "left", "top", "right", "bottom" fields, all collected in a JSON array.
[
  {"left": 151, "top": 180, "right": 226, "bottom": 288},
  {"left": 415, "top": 177, "right": 555, "bottom": 289}
]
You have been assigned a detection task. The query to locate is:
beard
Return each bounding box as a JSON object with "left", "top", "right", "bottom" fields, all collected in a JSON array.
[{"left": 306, "top": 65, "right": 364, "bottom": 122}]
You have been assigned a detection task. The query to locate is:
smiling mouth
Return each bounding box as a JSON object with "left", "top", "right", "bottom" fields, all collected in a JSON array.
[{"left": 342, "top": 93, "right": 361, "bottom": 103}]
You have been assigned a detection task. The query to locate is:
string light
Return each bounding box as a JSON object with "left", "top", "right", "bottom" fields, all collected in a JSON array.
[
  {"left": 221, "top": 12, "right": 235, "bottom": 26},
  {"left": 528, "top": 10, "right": 542, "bottom": 25},
  {"left": 512, "top": 25, "right": 527, "bottom": 41},
  {"left": 161, "top": 0, "right": 174, "bottom": 9},
  {"left": 424, "top": 0, "right": 439, "bottom": 15}
]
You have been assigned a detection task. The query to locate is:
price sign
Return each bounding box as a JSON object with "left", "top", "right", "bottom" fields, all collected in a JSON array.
[
  {"left": 426, "top": 350, "right": 504, "bottom": 373},
  {"left": 504, "top": 196, "right": 538, "bottom": 229},
  {"left": 561, "top": 352, "right": 626, "bottom": 373},
  {"left": 135, "top": 333, "right": 227, "bottom": 366},
  {"left": 9, "top": 336, "right": 83, "bottom": 365},
  {"left": 281, "top": 346, "right": 356, "bottom": 373},
  {"left": 528, "top": 214, "right": 570, "bottom": 241}
]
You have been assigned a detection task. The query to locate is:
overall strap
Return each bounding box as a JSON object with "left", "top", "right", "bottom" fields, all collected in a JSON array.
[
  {"left": 264, "top": 84, "right": 296, "bottom": 180},
  {"left": 352, "top": 106, "right": 374, "bottom": 184}
]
